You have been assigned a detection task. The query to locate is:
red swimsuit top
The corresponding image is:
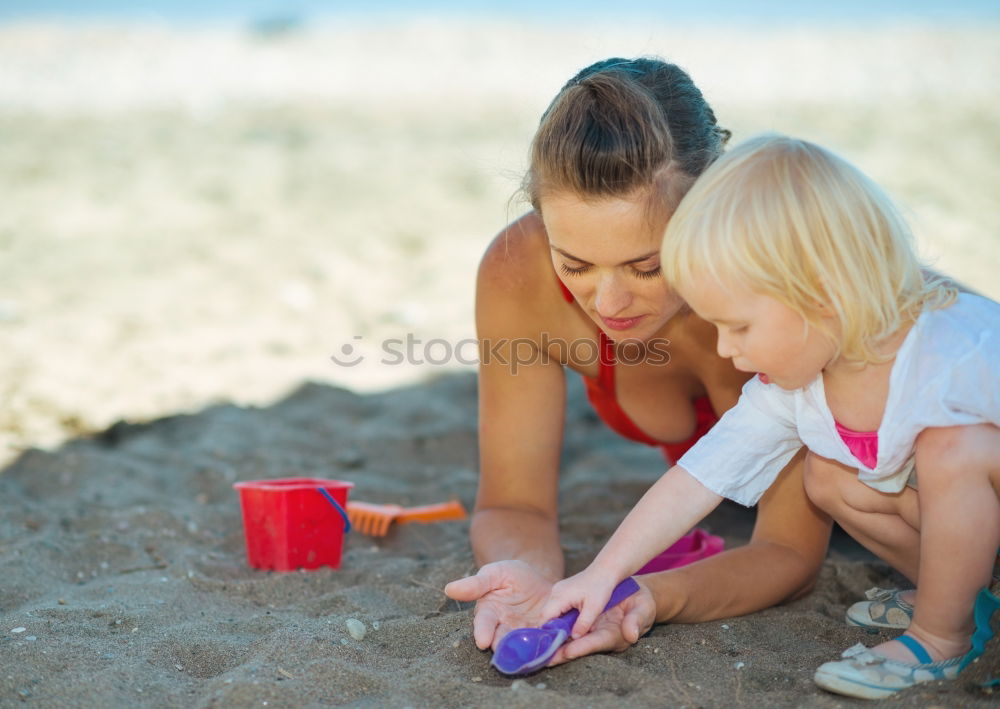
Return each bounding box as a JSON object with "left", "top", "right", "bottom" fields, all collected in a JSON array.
[{"left": 557, "top": 280, "right": 717, "bottom": 463}]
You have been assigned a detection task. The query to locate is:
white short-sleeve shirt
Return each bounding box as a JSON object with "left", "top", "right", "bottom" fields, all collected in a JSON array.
[{"left": 678, "top": 293, "right": 1000, "bottom": 507}]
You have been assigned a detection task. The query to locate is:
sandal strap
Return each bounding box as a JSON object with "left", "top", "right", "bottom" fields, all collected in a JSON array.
[
  {"left": 896, "top": 634, "right": 933, "bottom": 664},
  {"left": 959, "top": 585, "right": 1000, "bottom": 674}
]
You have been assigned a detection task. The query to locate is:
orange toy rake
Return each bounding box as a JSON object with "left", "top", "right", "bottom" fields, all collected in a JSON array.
[{"left": 345, "top": 499, "right": 468, "bottom": 536}]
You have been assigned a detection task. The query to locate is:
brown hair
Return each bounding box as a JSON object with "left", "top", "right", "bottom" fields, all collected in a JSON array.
[{"left": 525, "top": 57, "right": 729, "bottom": 215}]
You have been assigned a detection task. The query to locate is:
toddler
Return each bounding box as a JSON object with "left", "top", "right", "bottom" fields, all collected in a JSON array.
[{"left": 542, "top": 134, "right": 1000, "bottom": 699}]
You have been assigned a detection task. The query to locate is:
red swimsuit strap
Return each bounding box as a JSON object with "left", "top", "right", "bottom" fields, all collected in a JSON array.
[
  {"left": 558, "top": 279, "right": 617, "bottom": 389},
  {"left": 595, "top": 330, "right": 618, "bottom": 394},
  {"left": 557, "top": 279, "right": 574, "bottom": 303}
]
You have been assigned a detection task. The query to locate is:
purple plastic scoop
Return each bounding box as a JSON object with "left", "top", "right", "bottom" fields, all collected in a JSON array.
[{"left": 491, "top": 577, "right": 641, "bottom": 676}]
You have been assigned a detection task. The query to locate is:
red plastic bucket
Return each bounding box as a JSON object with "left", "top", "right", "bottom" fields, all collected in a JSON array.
[{"left": 233, "top": 477, "right": 354, "bottom": 571}]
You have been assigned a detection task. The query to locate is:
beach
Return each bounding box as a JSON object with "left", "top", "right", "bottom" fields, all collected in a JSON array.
[{"left": 1, "top": 18, "right": 998, "bottom": 708}]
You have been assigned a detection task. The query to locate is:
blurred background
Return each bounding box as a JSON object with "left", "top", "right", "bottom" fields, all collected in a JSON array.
[{"left": 1, "top": 2, "right": 998, "bottom": 463}]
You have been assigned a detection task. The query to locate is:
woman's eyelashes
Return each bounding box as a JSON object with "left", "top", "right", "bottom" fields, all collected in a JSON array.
[
  {"left": 558, "top": 262, "right": 662, "bottom": 279},
  {"left": 558, "top": 262, "right": 589, "bottom": 277},
  {"left": 632, "top": 265, "right": 662, "bottom": 280}
]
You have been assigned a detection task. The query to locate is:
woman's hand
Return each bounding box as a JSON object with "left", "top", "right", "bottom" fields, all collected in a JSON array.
[
  {"left": 547, "top": 577, "right": 656, "bottom": 665},
  {"left": 444, "top": 560, "right": 555, "bottom": 651},
  {"left": 446, "top": 561, "right": 655, "bottom": 665}
]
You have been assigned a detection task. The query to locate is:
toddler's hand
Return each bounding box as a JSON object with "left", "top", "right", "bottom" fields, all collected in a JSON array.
[
  {"left": 548, "top": 578, "right": 656, "bottom": 665},
  {"left": 541, "top": 567, "right": 619, "bottom": 639}
]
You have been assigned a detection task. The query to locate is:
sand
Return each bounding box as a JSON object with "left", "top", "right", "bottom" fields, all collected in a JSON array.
[
  {"left": 1, "top": 18, "right": 998, "bottom": 709},
  {"left": 2, "top": 374, "right": 997, "bottom": 708}
]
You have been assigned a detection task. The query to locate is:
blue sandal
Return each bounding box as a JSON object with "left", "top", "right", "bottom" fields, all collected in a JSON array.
[
  {"left": 846, "top": 587, "right": 913, "bottom": 630},
  {"left": 958, "top": 586, "right": 1000, "bottom": 689},
  {"left": 814, "top": 635, "right": 962, "bottom": 700},
  {"left": 818, "top": 584, "right": 1000, "bottom": 699}
]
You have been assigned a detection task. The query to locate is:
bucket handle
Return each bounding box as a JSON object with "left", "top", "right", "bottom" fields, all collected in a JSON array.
[{"left": 316, "top": 487, "right": 352, "bottom": 534}]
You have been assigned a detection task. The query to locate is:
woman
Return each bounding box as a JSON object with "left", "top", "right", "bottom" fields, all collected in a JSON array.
[{"left": 444, "top": 58, "right": 833, "bottom": 664}]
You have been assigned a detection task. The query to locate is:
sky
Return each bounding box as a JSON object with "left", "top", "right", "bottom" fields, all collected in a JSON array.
[{"left": 1, "top": 0, "right": 997, "bottom": 26}]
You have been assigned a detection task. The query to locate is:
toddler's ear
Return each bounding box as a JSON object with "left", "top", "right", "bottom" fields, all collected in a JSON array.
[
  {"left": 814, "top": 300, "right": 836, "bottom": 317},
  {"left": 811, "top": 289, "right": 838, "bottom": 319}
]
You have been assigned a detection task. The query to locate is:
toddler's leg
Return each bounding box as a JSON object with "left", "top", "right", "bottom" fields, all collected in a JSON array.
[
  {"left": 803, "top": 451, "right": 920, "bottom": 582},
  {"left": 901, "top": 423, "right": 1000, "bottom": 661}
]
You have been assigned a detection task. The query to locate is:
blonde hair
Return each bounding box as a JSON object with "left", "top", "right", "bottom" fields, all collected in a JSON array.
[{"left": 662, "top": 134, "right": 956, "bottom": 363}]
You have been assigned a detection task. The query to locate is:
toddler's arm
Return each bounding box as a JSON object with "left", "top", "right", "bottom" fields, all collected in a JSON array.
[{"left": 542, "top": 465, "right": 723, "bottom": 637}]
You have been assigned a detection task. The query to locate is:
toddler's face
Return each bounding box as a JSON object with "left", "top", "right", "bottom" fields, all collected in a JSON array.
[
  {"left": 542, "top": 191, "right": 684, "bottom": 342},
  {"left": 680, "top": 277, "right": 837, "bottom": 390}
]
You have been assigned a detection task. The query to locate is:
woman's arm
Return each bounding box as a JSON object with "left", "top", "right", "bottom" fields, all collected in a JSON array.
[
  {"left": 447, "top": 215, "right": 585, "bottom": 651},
  {"left": 470, "top": 215, "right": 569, "bottom": 582},
  {"left": 472, "top": 341, "right": 566, "bottom": 580}
]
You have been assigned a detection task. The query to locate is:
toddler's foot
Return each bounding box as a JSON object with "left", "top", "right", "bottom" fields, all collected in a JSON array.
[
  {"left": 814, "top": 634, "right": 964, "bottom": 700},
  {"left": 846, "top": 587, "right": 915, "bottom": 630},
  {"left": 871, "top": 633, "right": 967, "bottom": 664}
]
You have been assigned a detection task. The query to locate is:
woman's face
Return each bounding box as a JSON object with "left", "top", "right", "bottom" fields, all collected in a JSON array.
[{"left": 541, "top": 191, "right": 684, "bottom": 342}]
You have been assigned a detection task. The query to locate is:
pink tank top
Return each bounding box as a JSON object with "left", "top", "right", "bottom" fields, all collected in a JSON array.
[{"left": 835, "top": 420, "right": 879, "bottom": 469}]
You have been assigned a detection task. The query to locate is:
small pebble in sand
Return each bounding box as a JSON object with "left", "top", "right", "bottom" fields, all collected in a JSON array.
[
  {"left": 535, "top": 683, "right": 546, "bottom": 690},
  {"left": 734, "top": 662, "right": 745, "bottom": 670},
  {"left": 451, "top": 639, "right": 460, "bottom": 648},
  {"left": 11, "top": 627, "right": 26, "bottom": 634},
  {"left": 721, "top": 624, "right": 730, "bottom": 630},
  {"left": 510, "top": 679, "right": 528, "bottom": 691},
  {"left": 175, "top": 664, "right": 184, "bottom": 671},
  {"left": 371, "top": 621, "right": 380, "bottom": 630},
  {"left": 345, "top": 618, "right": 367, "bottom": 640},
  {"left": 471, "top": 676, "right": 482, "bottom": 683},
  {"left": 25, "top": 636, "right": 37, "bottom": 642},
  {"left": 653, "top": 648, "right": 660, "bottom": 654},
  {"left": 58, "top": 599, "right": 66, "bottom": 605}
]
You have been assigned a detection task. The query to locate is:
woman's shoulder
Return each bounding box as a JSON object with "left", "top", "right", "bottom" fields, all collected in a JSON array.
[
  {"left": 477, "top": 212, "right": 566, "bottom": 333},
  {"left": 478, "top": 211, "right": 553, "bottom": 291}
]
